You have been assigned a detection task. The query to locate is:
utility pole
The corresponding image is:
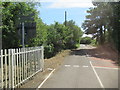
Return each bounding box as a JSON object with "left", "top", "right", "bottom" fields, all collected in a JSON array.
[
  {"left": 65, "top": 11, "right": 67, "bottom": 26},
  {"left": 22, "top": 22, "right": 25, "bottom": 48}
]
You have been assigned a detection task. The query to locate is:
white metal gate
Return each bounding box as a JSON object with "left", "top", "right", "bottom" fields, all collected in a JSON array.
[{"left": 0, "top": 46, "right": 44, "bottom": 88}]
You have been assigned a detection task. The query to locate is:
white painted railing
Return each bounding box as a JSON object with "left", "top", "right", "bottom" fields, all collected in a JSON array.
[{"left": 0, "top": 46, "right": 44, "bottom": 88}]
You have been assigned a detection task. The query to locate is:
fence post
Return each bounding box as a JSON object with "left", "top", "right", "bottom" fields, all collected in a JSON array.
[
  {"left": 4, "top": 49, "right": 7, "bottom": 88},
  {"left": 41, "top": 46, "right": 44, "bottom": 71},
  {"left": 11, "top": 49, "right": 14, "bottom": 88},
  {"left": 0, "top": 46, "right": 44, "bottom": 88},
  {"left": 16, "top": 49, "right": 19, "bottom": 87},
  {"left": 1, "top": 50, "right": 3, "bottom": 88},
  {"left": 8, "top": 49, "right": 11, "bottom": 88},
  {"left": 19, "top": 48, "right": 21, "bottom": 85}
]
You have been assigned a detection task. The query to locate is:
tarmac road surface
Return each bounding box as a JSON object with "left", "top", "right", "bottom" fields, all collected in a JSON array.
[{"left": 40, "top": 44, "right": 119, "bottom": 89}]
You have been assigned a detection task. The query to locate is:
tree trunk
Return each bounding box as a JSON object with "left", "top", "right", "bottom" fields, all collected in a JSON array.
[{"left": 99, "top": 26, "right": 103, "bottom": 45}]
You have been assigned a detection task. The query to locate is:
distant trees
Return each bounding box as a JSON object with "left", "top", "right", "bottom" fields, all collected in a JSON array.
[
  {"left": 82, "top": 2, "right": 120, "bottom": 51},
  {"left": 65, "top": 20, "right": 83, "bottom": 47},
  {"left": 33, "top": 21, "right": 83, "bottom": 58}
]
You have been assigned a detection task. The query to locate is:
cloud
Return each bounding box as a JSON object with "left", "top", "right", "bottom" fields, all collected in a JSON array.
[
  {"left": 48, "top": 2, "right": 94, "bottom": 8},
  {"left": 40, "top": 0, "right": 92, "bottom": 2},
  {"left": 40, "top": 0, "right": 120, "bottom": 2},
  {"left": 40, "top": 0, "right": 120, "bottom": 8},
  {"left": 2, "top": 0, "right": 119, "bottom": 2},
  {"left": 40, "top": 0, "right": 58, "bottom": 2},
  {"left": 46, "top": 0, "right": 94, "bottom": 8}
]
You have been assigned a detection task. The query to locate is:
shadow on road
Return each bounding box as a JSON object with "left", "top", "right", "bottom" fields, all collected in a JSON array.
[{"left": 70, "top": 46, "right": 119, "bottom": 65}]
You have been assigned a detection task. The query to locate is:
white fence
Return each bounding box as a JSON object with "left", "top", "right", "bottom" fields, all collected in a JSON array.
[{"left": 0, "top": 46, "right": 44, "bottom": 88}]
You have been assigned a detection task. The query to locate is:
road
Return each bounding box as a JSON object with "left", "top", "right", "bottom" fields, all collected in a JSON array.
[{"left": 40, "top": 44, "right": 119, "bottom": 89}]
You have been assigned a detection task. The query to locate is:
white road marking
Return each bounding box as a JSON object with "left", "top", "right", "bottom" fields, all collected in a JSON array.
[
  {"left": 37, "top": 69, "right": 55, "bottom": 89},
  {"left": 83, "top": 65, "right": 89, "bottom": 67},
  {"left": 47, "top": 68, "right": 53, "bottom": 71},
  {"left": 65, "top": 65, "right": 89, "bottom": 68},
  {"left": 64, "top": 65, "right": 71, "bottom": 67},
  {"left": 90, "top": 61, "right": 105, "bottom": 89},
  {"left": 94, "top": 66, "right": 118, "bottom": 70},
  {"left": 73, "top": 65, "right": 80, "bottom": 67}
]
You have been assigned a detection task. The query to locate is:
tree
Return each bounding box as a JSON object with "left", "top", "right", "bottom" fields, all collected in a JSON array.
[
  {"left": 82, "top": 3, "right": 112, "bottom": 45},
  {"left": 33, "top": 20, "right": 83, "bottom": 58},
  {"left": 110, "top": 2, "right": 120, "bottom": 51},
  {"left": 2, "top": 2, "right": 40, "bottom": 49},
  {"left": 82, "top": 2, "right": 120, "bottom": 52},
  {"left": 65, "top": 20, "right": 83, "bottom": 48}
]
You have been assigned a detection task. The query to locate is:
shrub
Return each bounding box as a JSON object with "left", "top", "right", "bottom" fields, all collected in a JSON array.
[{"left": 80, "top": 37, "right": 92, "bottom": 44}]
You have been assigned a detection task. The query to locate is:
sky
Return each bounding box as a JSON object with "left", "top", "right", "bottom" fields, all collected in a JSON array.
[{"left": 36, "top": 0, "right": 94, "bottom": 37}]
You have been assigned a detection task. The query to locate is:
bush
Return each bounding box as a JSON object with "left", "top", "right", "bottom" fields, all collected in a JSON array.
[
  {"left": 91, "top": 39, "right": 96, "bottom": 46},
  {"left": 80, "top": 37, "right": 92, "bottom": 44},
  {"left": 34, "top": 21, "right": 83, "bottom": 58},
  {"left": 44, "top": 44, "right": 54, "bottom": 58}
]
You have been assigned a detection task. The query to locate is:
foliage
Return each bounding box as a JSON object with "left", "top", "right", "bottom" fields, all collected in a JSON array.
[
  {"left": 91, "top": 39, "right": 96, "bottom": 46},
  {"left": 32, "top": 21, "right": 83, "bottom": 58},
  {"left": 65, "top": 20, "right": 83, "bottom": 48},
  {"left": 2, "top": 2, "right": 39, "bottom": 49},
  {"left": 2, "top": 2, "right": 83, "bottom": 58},
  {"left": 80, "top": 37, "right": 92, "bottom": 44},
  {"left": 82, "top": 2, "right": 120, "bottom": 52}
]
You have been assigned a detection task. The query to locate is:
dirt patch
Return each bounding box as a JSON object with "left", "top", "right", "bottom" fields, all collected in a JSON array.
[
  {"left": 87, "top": 44, "right": 119, "bottom": 66},
  {"left": 20, "top": 50, "right": 71, "bottom": 88},
  {"left": 44, "top": 50, "right": 71, "bottom": 69},
  {"left": 71, "top": 44, "right": 119, "bottom": 66}
]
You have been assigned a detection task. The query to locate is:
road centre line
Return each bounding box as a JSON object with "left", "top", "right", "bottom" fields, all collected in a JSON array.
[
  {"left": 64, "top": 65, "right": 89, "bottom": 68},
  {"left": 83, "top": 65, "right": 89, "bottom": 67},
  {"left": 64, "top": 65, "right": 71, "bottom": 67},
  {"left": 37, "top": 69, "right": 55, "bottom": 89},
  {"left": 90, "top": 61, "right": 105, "bottom": 89},
  {"left": 73, "top": 65, "right": 80, "bottom": 67}
]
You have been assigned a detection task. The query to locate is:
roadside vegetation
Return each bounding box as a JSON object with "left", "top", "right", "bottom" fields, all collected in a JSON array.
[
  {"left": 80, "top": 37, "right": 92, "bottom": 44},
  {"left": 80, "top": 36, "right": 96, "bottom": 46},
  {"left": 2, "top": 2, "right": 119, "bottom": 61},
  {"left": 82, "top": 2, "right": 120, "bottom": 63},
  {"left": 32, "top": 20, "right": 83, "bottom": 58},
  {"left": 1, "top": 2, "right": 83, "bottom": 58},
  {"left": 82, "top": 2, "right": 120, "bottom": 51}
]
